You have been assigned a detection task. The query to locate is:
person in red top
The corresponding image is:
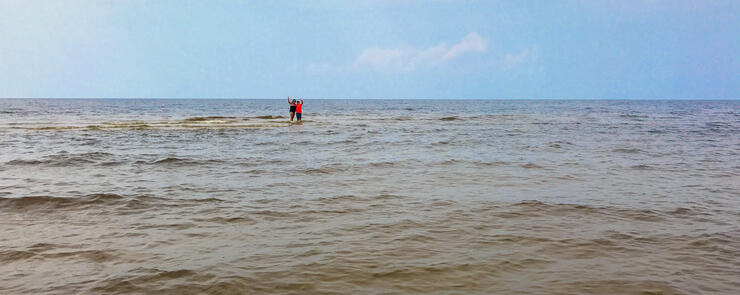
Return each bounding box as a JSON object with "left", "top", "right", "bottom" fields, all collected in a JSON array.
[{"left": 295, "top": 98, "right": 304, "bottom": 121}]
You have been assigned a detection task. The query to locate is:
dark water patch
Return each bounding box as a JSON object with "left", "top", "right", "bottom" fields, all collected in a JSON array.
[
  {"left": 500, "top": 200, "right": 667, "bottom": 222},
  {"left": 0, "top": 193, "right": 125, "bottom": 210},
  {"left": 613, "top": 148, "right": 643, "bottom": 153},
  {"left": 439, "top": 116, "right": 460, "bottom": 121},
  {"left": 0, "top": 250, "right": 37, "bottom": 262},
  {"left": 4, "top": 159, "right": 45, "bottom": 166},
  {"left": 193, "top": 216, "right": 255, "bottom": 224},
  {"left": 705, "top": 121, "right": 731, "bottom": 128},
  {"left": 605, "top": 231, "right": 635, "bottom": 240},
  {"left": 135, "top": 223, "right": 197, "bottom": 230},
  {"left": 476, "top": 160, "right": 511, "bottom": 167},
  {"left": 668, "top": 207, "right": 694, "bottom": 215},
  {"left": 611, "top": 208, "right": 664, "bottom": 222},
  {"left": 619, "top": 113, "right": 649, "bottom": 119},
  {"left": 428, "top": 199, "right": 457, "bottom": 207},
  {"left": 630, "top": 164, "right": 655, "bottom": 170},
  {"left": 520, "top": 163, "right": 543, "bottom": 169},
  {"left": 0, "top": 193, "right": 203, "bottom": 213},
  {"left": 3, "top": 152, "right": 114, "bottom": 167},
  {"left": 27, "top": 243, "right": 59, "bottom": 252},
  {"left": 98, "top": 161, "right": 125, "bottom": 166},
  {"left": 368, "top": 161, "right": 400, "bottom": 168},
  {"left": 328, "top": 139, "right": 356, "bottom": 145},
  {"left": 43, "top": 250, "right": 118, "bottom": 262},
  {"left": 436, "top": 159, "right": 461, "bottom": 166},
  {"left": 548, "top": 141, "right": 573, "bottom": 148},
  {"left": 303, "top": 164, "right": 348, "bottom": 175},
  {"left": 0, "top": 247, "right": 117, "bottom": 263}
]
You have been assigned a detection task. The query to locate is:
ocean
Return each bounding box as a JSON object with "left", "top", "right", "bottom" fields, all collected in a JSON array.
[{"left": 1, "top": 99, "right": 739, "bottom": 294}]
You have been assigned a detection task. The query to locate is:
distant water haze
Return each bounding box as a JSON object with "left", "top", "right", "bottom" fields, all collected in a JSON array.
[{"left": 1, "top": 99, "right": 739, "bottom": 294}]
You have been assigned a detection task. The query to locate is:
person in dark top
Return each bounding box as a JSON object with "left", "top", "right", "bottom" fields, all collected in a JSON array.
[{"left": 288, "top": 97, "right": 297, "bottom": 121}]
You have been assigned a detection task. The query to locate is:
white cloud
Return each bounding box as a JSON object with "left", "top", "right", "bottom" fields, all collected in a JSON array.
[
  {"left": 444, "top": 32, "right": 487, "bottom": 60},
  {"left": 502, "top": 47, "right": 538, "bottom": 70},
  {"left": 355, "top": 48, "right": 407, "bottom": 69},
  {"left": 353, "top": 32, "right": 487, "bottom": 71}
]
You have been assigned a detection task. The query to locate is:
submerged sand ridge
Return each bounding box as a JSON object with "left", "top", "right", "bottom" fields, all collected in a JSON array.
[{"left": 10, "top": 115, "right": 297, "bottom": 130}]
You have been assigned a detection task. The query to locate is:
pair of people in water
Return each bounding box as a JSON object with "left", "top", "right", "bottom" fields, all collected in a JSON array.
[{"left": 288, "top": 97, "right": 303, "bottom": 121}]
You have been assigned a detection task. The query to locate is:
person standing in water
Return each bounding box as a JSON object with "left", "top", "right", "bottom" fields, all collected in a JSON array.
[
  {"left": 295, "top": 98, "right": 304, "bottom": 121},
  {"left": 288, "top": 97, "right": 297, "bottom": 121}
]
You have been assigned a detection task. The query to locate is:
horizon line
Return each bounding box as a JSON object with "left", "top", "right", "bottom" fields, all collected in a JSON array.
[{"left": 2, "top": 97, "right": 739, "bottom": 100}]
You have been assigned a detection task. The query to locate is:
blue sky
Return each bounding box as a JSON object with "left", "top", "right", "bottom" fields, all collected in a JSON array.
[{"left": 1, "top": 0, "right": 738, "bottom": 99}]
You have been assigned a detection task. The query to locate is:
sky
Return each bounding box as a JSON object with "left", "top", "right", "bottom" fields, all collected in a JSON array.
[{"left": 0, "top": 0, "right": 738, "bottom": 99}]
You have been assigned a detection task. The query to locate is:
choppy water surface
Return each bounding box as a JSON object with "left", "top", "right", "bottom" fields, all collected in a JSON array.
[{"left": 1, "top": 99, "right": 739, "bottom": 294}]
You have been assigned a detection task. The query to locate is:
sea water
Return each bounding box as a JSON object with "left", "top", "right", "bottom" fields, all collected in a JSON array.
[{"left": 1, "top": 99, "right": 738, "bottom": 294}]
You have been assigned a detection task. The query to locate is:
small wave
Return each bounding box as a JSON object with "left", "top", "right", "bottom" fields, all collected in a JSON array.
[
  {"left": 90, "top": 269, "right": 205, "bottom": 293},
  {"left": 432, "top": 159, "right": 510, "bottom": 167},
  {"left": 151, "top": 157, "right": 185, "bottom": 164},
  {"left": 4, "top": 152, "right": 113, "bottom": 167},
  {"left": 302, "top": 164, "right": 347, "bottom": 175},
  {"left": 194, "top": 216, "right": 255, "bottom": 224},
  {"left": 42, "top": 250, "right": 119, "bottom": 263},
  {"left": 630, "top": 164, "right": 654, "bottom": 170},
  {"left": 613, "top": 148, "right": 643, "bottom": 153},
  {"left": 502, "top": 200, "right": 667, "bottom": 222},
  {"left": 135, "top": 223, "right": 197, "bottom": 230},
  {"left": 0, "top": 193, "right": 125, "bottom": 209},
  {"left": 439, "top": 116, "right": 460, "bottom": 121},
  {"left": 140, "top": 157, "right": 223, "bottom": 166},
  {"left": 0, "top": 250, "right": 37, "bottom": 262},
  {"left": 0, "top": 194, "right": 210, "bottom": 213},
  {"left": 520, "top": 163, "right": 543, "bottom": 169},
  {"left": 369, "top": 161, "right": 397, "bottom": 168},
  {"left": 548, "top": 141, "right": 573, "bottom": 148},
  {"left": 5, "top": 159, "right": 44, "bottom": 165},
  {"left": 619, "top": 113, "right": 648, "bottom": 119},
  {"left": 667, "top": 207, "right": 693, "bottom": 215},
  {"left": 252, "top": 115, "right": 284, "bottom": 119},
  {"left": 184, "top": 116, "right": 237, "bottom": 122}
]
